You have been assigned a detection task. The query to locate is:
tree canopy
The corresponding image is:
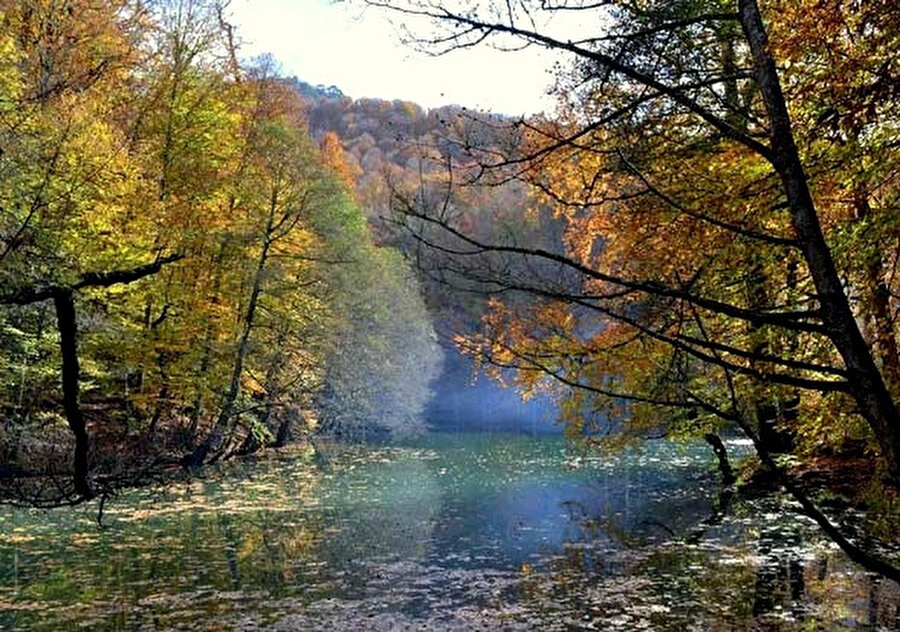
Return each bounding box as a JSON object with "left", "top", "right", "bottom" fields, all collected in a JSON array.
[
  {"left": 0, "top": 0, "right": 440, "bottom": 503},
  {"left": 367, "top": 0, "right": 900, "bottom": 578}
]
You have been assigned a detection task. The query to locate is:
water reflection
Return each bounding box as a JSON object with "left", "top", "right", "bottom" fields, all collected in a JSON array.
[
  {"left": 527, "top": 496, "right": 900, "bottom": 630},
  {"left": 0, "top": 433, "right": 897, "bottom": 630}
]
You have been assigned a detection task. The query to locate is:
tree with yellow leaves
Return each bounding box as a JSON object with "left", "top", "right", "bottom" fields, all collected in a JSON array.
[{"left": 375, "top": 0, "right": 900, "bottom": 579}]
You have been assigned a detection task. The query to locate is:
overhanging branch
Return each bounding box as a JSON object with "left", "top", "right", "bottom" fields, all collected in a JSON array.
[{"left": 0, "top": 254, "right": 184, "bottom": 306}]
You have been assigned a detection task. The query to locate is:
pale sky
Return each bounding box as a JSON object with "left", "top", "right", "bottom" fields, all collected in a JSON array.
[{"left": 228, "top": 0, "right": 562, "bottom": 115}]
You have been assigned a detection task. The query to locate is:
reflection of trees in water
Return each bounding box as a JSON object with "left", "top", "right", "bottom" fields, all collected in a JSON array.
[
  {"left": 748, "top": 520, "right": 900, "bottom": 627},
  {"left": 197, "top": 446, "right": 444, "bottom": 604},
  {"left": 560, "top": 471, "right": 720, "bottom": 551},
  {"left": 0, "top": 443, "right": 443, "bottom": 628},
  {"left": 519, "top": 495, "right": 900, "bottom": 629},
  {"left": 866, "top": 575, "right": 900, "bottom": 628},
  {"left": 751, "top": 526, "right": 807, "bottom": 621},
  {"left": 0, "top": 452, "right": 329, "bottom": 628},
  {"left": 220, "top": 514, "right": 242, "bottom": 590},
  {"left": 4, "top": 439, "right": 900, "bottom": 629}
]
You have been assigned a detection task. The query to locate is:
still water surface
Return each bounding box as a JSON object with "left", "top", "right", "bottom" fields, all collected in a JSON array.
[{"left": 0, "top": 432, "right": 898, "bottom": 630}]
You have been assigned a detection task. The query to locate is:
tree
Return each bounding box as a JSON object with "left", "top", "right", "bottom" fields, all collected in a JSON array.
[
  {"left": 0, "top": 257, "right": 181, "bottom": 500},
  {"left": 316, "top": 246, "right": 443, "bottom": 439},
  {"left": 0, "top": 0, "right": 188, "bottom": 502},
  {"left": 370, "top": 0, "right": 900, "bottom": 468},
  {"left": 0, "top": 0, "right": 324, "bottom": 495},
  {"left": 369, "top": 0, "right": 900, "bottom": 578},
  {"left": 182, "top": 74, "right": 342, "bottom": 466}
]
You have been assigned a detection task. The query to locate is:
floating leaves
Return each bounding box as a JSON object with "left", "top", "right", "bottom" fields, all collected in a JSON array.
[{"left": 0, "top": 435, "right": 897, "bottom": 630}]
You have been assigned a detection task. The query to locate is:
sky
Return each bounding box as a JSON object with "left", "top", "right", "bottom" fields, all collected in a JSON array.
[{"left": 228, "top": 0, "right": 561, "bottom": 115}]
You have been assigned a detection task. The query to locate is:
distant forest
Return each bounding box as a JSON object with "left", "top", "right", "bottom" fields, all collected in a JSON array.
[{"left": 293, "top": 78, "right": 563, "bottom": 433}]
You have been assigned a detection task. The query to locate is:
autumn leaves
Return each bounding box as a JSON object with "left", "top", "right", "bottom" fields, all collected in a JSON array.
[{"left": 0, "top": 1, "right": 439, "bottom": 500}]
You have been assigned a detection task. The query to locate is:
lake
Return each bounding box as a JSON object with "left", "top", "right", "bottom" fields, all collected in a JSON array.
[{"left": 0, "top": 432, "right": 898, "bottom": 630}]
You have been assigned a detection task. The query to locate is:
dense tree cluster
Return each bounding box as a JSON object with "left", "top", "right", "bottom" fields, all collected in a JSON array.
[
  {"left": 0, "top": 0, "right": 440, "bottom": 503},
  {"left": 296, "top": 82, "right": 557, "bottom": 321},
  {"left": 371, "top": 0, "right": 900, "bottom": 576}
]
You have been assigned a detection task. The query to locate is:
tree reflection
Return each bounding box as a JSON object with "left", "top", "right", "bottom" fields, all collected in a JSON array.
[
  {"left": 1, "top": 437, "right": 899, "bottom": 629},
  {"left": 518, "top": 492, "right": 900, "bottom": 629},
  {"left": 751, "top": 526, "right": 807, "bottom": 622}
]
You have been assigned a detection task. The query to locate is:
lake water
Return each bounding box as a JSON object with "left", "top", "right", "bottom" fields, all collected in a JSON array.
[{"left": 0, "top": 432, "right": 898, "bottom": 630}]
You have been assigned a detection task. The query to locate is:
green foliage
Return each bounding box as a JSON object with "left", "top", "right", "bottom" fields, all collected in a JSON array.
[
  {"left": 317, "top": 245, "right": 443, "bottom": 439},
  {"left": 0, "top": 0, "right": 442, "bottom": 484}
]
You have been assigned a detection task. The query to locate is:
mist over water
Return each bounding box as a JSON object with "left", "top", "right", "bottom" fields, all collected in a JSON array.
[{"left": 426, "top": 347, "right": 560, "bottom": 435}]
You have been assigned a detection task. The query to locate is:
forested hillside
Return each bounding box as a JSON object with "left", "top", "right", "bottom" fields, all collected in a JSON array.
[
  {"left": 3, "top": 1, "right": 900, "bottom": 622},
  {"left": 291, "top": 79, "right": 564, "bottom": 431},
  {"left": 294, "top": 78, "right": 548, "bottom": 259},
  {"left": 0, "top": 0, "right": 440, "bottom": 504}
]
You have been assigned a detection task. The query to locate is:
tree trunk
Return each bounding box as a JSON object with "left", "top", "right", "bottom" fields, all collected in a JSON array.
[
  {"left": 53, "top": 290, "right": 93, "bottom": 500},
  {"left": 183, "top": 233, "right": 273, "bottom": 468},
  {"left": 237, "top": 423, "right": 263, "bottom": 455},
  {"left": 704, "top": 432, "right": 736, "bottom": 486},
  {"left": 745, "top": 251, "right": 796, "bottom": 455},
  {"left": 868, "top": 270, "right": 900, "bottom": 398},
  {"left": 854, "top": 190, "right": 900, "bottom": 399},
  {"left": 148, "top": 385, "right": 167, "bottom": 436},
  {"left": 740, "top": 0, "right": 900, "bottom": 479},
  {"left": 273, "top": 408, "right": 294, "bottom": 448},
  {"left": 0, "top": 257, "right": 179, "bottom": 489}
]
